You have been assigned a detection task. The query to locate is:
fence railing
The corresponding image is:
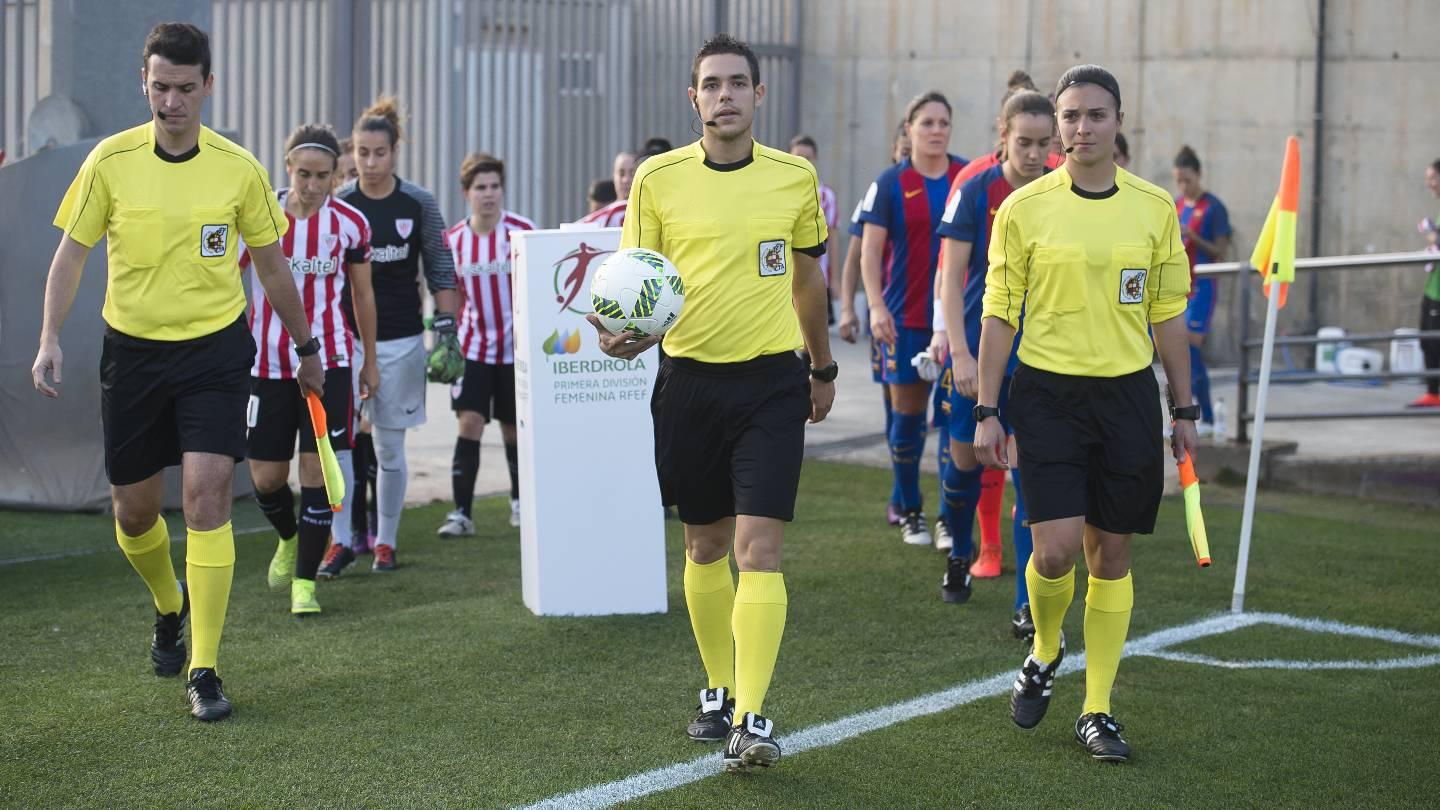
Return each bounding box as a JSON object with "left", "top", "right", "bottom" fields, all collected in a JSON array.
[{"left": 1194, "top": 251, "right": 1439, "bottom": 442}]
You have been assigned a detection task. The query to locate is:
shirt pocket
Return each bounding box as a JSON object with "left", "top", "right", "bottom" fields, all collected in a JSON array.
[
  {"left": 192, "top": 206, "right": 237, "bottom": 264},
  {"left": 112, "top": 206, "right": 164, "bottom": 268},
  {"left": 748, "top": 217, "right": 794, "bottom": 279},
  {"left": 1110, "top": 243, "right": 1153, "bottom": 310},
  {"left": 1023, "top": 243, "right": 1089, "bottom": 365}
]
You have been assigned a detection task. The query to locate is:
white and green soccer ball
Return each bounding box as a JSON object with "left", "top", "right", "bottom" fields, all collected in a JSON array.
[{"left": 590, "top": 247, "right": 686, "bottom": 337}]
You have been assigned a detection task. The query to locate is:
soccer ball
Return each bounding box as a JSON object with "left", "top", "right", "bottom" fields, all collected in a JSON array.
[{"left": 590, "top": 248, "right": 686, "bottom": 337}]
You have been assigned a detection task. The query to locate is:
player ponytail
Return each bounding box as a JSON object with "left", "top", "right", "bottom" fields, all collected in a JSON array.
[
  {"left": 284, "top": 123, "right": 341, "bottom": 168},
  {"left": 1174, "top": 144, "right": 1202, "bottom": 173},
  {"left": 355, "top": 96, "right": 404, "bottom": 147}
]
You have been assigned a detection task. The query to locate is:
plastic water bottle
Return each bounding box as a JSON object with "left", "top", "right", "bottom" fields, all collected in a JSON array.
[{"left": 1212, "top": 397, "right": 1228, "bottom": 445}]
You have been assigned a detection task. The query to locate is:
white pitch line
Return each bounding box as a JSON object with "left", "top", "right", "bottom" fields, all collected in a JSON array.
[
  {"left": 1143, "top": 650, "right": 1440, "bottom": 670},
  {"left": 518, "top": 611, "right": 1262, "bottom": 810}
]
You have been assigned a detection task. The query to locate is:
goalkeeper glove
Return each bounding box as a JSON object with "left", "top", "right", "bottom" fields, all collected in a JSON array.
[{"left": 426, "top": 313, "right": 465, "bottom": 383}]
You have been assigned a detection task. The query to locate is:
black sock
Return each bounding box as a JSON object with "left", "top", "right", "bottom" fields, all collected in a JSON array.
[
  {"left": 504, "top": 439, "right": 519, "bottom": 500},
  {"left": 452, "top": 437, "right": 481, "bottom": 517},
  {"left": 297, "top": 487, "right": 333, "bottom": 581},
  {"left": 255, "top": 486, "right": 297, "bottom": 539},
  {"left": 352, "top": 432, "right": 373, "bottom": 535}
]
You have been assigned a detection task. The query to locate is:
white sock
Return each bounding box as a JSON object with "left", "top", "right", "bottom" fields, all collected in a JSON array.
[
  {"left": 374, "top": 427, "right": 408, "bottom": 549},
  {"left": 331, "top": 449, "right": 355, "bottom": 549}
]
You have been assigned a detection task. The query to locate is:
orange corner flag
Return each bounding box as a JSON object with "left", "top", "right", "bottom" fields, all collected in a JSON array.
[{"left": 1249, "top": 136, "right": 1301, "bottom": 308}]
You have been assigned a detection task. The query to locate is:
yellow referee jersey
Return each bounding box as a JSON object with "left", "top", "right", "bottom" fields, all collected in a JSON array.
[
  {"left": 982, "top": 165, "right": 1190, "bottom": 377},
  {"left": 621, "top": 139, "right": 827, "bottom": 363},
  {"left": 54, "top": 123, "right": 288, "bottom": 341}
]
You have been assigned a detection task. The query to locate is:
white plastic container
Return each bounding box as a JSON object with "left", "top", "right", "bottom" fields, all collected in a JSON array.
[
  {"left": 1212, "top": 396, "right": 1229, "bottom": 445},
  {"left": 1390, "top": 327, "right": 1423, "bottom": 373},
  {"left": 1336, "top": 346, "right": 1384, "bottom": 376},
  {"left": 1315, "top": 326, "right": 1347, "bottom": 374}
]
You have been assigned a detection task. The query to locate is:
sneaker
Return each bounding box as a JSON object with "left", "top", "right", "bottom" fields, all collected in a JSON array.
[
  {"left": 267, "top": 537, "right": 297, "bottom": 591},
  {"left": 885, "top": 502, "right": 902, "bottom": 527},
  {"left": 509, "top": 498, "right": 521, "bottom": 528},
  {"left": 1010, "top": 634, "right": 1065, "bottom": 729},
  {"left": 186, "top": 667, "right": 232, "bottom": 721},
  {"left": 317, "top": 544, "right": 355, "bottom": 580},
  {"left": 1407, "top": 392, "right": 1440, "bottom": 408},
  {"left": 291, "top": 578, "right": 321, "bottom": 616},
  {"left": 351, "top": 529, "right": 373, "bottom": 556},
  {"left": 372, "top": 544, "right": 397, "bottom": 572},
  {"left": 900, "top": 510, "right": 931, "bottom": 546},
  {"left": 1011, "top": 604, "right": 1035, "bottom": 642},
  {"left": 152, "top": 581, "right": 189, "bottom": 677},
  {"left": 1075, "top": 712, "right": 1131, "bottom": 762},
  {"left": 933, "top": 520, "right": 953, "bottom": 552},
  {"left": 686, "top": 687, "right": 735, "bottom": 742},
  {"left": 436, "top": 510, "right": 475, "bottom": 538},
  {"left": 723, "top": 712, "right": 781, "bottom": 771},
  {"left": 941, "top": 556, "right": 973, "bottom": 604},
  {"left": 971, "top": 544, "right": 1002, "bottom": 578}
]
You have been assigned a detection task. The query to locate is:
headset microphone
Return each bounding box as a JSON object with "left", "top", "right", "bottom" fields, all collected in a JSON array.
[
  {"left": 694, "top": 103, "right": 718, "bottom": 127},
  {"left": 1064, "top": 144, "right": 1076, "bottom": 153},
  {"left": 702, "top": 118, "right": 718, "bottom": 127},
  {"left": 156, "top": 110, "right": 168, "bottom": 121}
]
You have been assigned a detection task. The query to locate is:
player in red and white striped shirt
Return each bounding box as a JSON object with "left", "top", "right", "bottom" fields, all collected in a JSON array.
[
  {"left": 438, "top": 152, "right": 536, "bottom": 537},
  {"left": 579, "top": 150, "right": 636, "bottom": 227},
  {"left": 241, "top": 124, "right": 378, "bottom": 617},
  {"left": 788, "top": 135, "right": 840, "bottom": 319}
]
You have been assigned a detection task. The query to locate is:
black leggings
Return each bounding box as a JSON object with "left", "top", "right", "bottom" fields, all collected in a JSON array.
[{"left": 1423, "top": 297, "right": 1440, "bottom": 396}]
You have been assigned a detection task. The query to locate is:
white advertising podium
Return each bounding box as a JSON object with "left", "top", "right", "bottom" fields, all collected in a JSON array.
[{"left": 511, "top": 227, "right": 668, "bottom": 616}]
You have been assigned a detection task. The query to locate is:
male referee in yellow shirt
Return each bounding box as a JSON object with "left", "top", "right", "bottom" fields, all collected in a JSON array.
[
  {"left": 973, "top": 65, "right": 1199, "bottom": 762},
  {"left": 30, "top": 23, "right": 323, "bottom": 721},
  {"left": 588, "top": 34, "right": 834, "bottom": 771}
]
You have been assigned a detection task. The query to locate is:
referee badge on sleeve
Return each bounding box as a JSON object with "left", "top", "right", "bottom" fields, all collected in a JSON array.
[
  {"left": 759, "top": 240, "right": 787, "bottom": 277},
  {"left": 200, "top": 224, "right": 229, "bottom": 257},
  {"left": 1119, "top": 268, "right": 1146, "bottom": 304}
]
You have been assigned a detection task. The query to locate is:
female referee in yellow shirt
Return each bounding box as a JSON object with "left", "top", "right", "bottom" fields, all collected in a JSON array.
[{"left": 973, "top": 65, "right": 1199, "bottom": 762}]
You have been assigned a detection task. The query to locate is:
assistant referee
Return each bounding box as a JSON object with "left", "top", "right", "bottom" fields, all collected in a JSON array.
[
  {"left": 31, "top": 23, "right": 323, "bottom": 722},
  {"left": 972, "top": 65, "right": 1198, "bottom": 762},
  {"left": 589, "top": 34, "right": 834, "bottom": 772}
]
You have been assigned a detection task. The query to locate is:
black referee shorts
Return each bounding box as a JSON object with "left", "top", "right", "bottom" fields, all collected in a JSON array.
[
  {"left": 246, "top": 367, "right": 354, "bottom": 461},
  {"left": 652, "top": 352, "right": 811, "bottom": 525},
  {"left": 100, "top": 317, "right": 255, "bottom": 486},
  {"left": 1007, "top": 363, "right": 1164, "bottom": 535}
]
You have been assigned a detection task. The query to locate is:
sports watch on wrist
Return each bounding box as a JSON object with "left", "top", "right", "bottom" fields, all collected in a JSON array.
[
  {"left": 1171, "top": 404, "right": 1201, "bottom": 421},
  {"left": 809, "top": 360, "right": 839, "bottom": 383},
  {"left": 972, "top": 404, "right": 1000, "bottom": 423},
  {"left": 295, "top": 336, "right": 321, "bottom": 358}
]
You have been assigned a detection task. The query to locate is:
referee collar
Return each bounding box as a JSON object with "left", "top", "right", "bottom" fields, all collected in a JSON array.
[
  {"left": 151, "top": 125, "right": 202, "bottom": 164},
  {"left": 1066, "top": 167, "right": 1119, "bottom": 200},
  {"left": 698, "top": 139, "right": 756, "bottom": 172}
]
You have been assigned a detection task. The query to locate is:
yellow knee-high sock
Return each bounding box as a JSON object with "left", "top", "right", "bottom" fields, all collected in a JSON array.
[
  {"left": 1025, "top": 560, "right": 1075, "bottom": 664},
  {"left": 684, "top": 554, "right": 736, "bottom": 693},
  {"left": 1082, "top": 572, "right": 1133, "bottom": 716},
  {"left": 732, "top": 572, "right": 787, "bottom": 720},
  {"left": 116, "top": 517, "right": 182, "bottom": 615},
  {"left": 186, "top": 523, "right": 236, "bottom": 672}
]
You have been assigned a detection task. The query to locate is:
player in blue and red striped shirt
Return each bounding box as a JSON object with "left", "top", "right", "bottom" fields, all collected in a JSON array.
[
  {"left": 1173, "top": 145, "right": 1232, "bottom": 432},
  {"left": 859, "top": 92, "right": 965, "bottom": 546},
  {"left": 935, "top": 91, "right": 1055, "bottom": 636}
]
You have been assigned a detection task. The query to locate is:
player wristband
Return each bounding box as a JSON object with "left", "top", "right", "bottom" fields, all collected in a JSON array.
[{"left": 931, "top": 299, "right": 945, "bottom": 331}]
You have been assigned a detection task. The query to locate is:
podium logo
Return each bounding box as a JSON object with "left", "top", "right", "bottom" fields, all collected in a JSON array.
[
  {"left": 553, "top": 242, "right": 613, "bottom": 314},
  {"left": 543, "top": 329, "right": 582, "bottom": 356}
]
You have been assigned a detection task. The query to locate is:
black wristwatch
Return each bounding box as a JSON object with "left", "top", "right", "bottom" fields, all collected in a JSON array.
[
  {"left": 972, "top": 404, "right": 1000, "bottom": 423},
  {"left": 1171, "top": 404, "right": 1201, "bottom": 421},
  {"left": 809, "top": 360, "right": 839, "bottom": 383},
  {"left": 295, "top": 336, "right": 322, "bottom": 358}
]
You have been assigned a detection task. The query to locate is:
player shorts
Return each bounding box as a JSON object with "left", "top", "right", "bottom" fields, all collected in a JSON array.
[
  {"left": 652, "top": 352, "right": 811, "bottom": 525},
  {"left": 450, "top": 360, "right": 516, "bottom": 423},
  {"left": 246, "top": 367, "right": 354, "bottom": 462},
  {"left": 1186, "top": 277, "right": 1217, "bottom": 334},
  {"left": 100, "top": 316, "right": 254, "bottom": 486},
  {"left": 932, "top": 357, "right": 953, "bottom": 428},
  {"left": 870, "top": 336, "right": 884, "bottom": 384},
  {"left": 880, "top": 326, "right": 932, "bottom": 385},
  {"left": 349, "top": 341, "right": 366, "bottom": 433},
  {"left": 948, "top": 369, "right": 1015, "bottom": 443},
  {"left": 366, "top": 334, "right": 427, "bottom": 430},
  {"left": 1007, "top": 363, "right": 1164, "bottom": 534}
]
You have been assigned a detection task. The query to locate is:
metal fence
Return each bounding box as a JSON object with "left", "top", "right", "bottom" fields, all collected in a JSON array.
[
  {"left": 0, "top": 0, "right": 41, "bottom": 163},
  {"left": 208, "top": 0, "right": 801, "bottom": 229}
]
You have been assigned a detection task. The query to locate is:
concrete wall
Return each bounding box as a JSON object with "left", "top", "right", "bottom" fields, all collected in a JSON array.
[{"left": 797, "top": 0, "right": 1440, "bottom": 363}]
